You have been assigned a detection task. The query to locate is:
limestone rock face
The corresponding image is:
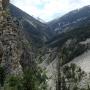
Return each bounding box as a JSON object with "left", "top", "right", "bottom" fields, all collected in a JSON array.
[
  {"left": 0, "top": 16, "right": 23, "bottom": 75},
  {"left": 0, "top": 0, "right": 32, "bottom": 76},
  {"left": 0, "top": 16, "right": 31, "bottom": 74}
]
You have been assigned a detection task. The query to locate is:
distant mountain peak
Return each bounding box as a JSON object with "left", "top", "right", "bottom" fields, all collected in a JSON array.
[{"left": 48, "top": 5, "right": 90, "bottom": 34}]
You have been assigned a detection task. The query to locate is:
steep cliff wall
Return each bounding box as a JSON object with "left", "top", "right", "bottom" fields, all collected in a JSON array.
[{"left": 0, "top": 0, "right": 33, "bottom": 76}]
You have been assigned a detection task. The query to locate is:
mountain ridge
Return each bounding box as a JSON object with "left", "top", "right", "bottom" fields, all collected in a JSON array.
[
  {"left": 48, "top": 5, "right": 90, "bottom": 34},
  {"left": 9, "top": 4, "right": 54, "bottom": 47}
]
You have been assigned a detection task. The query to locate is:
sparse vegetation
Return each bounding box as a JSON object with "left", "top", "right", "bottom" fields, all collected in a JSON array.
[
  {"left": 58, "top": 40, "right": 87, "bottom": 65},
  {"left": 23, "top": 67, "right": 48, "bottom": 90},
  {"left": 0, "top": 67, "right": 48, "bottom": 90},
  {"left": 56, "top": 63, "right": 90, "bottom": 90}
]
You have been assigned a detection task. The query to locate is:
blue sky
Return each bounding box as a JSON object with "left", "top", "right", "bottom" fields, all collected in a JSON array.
[{"left": 10, "top": 0, "right": 90, "bottom": 22}]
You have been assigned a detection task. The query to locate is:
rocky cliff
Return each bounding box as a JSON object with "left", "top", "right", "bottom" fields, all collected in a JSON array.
[{"left": 0, "top": 0, "right": 33, "bottom": 76}]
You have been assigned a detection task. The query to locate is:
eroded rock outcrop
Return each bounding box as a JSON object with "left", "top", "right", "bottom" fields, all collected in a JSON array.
[{"left": 0, "top": 0, "right": 32, "bottom": 76}]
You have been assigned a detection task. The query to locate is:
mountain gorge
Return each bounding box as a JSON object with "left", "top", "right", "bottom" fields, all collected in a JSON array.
[
  {"left": 1, "top": 0, "right": 90, "bottom": 90},
  {"left": 9, "top": 4, "right": 54, "bottom": 47}
]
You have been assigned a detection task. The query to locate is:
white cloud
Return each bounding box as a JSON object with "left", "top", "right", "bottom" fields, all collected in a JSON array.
[{"left": 10, "top": 0, "right": 90, "bottom": 22}]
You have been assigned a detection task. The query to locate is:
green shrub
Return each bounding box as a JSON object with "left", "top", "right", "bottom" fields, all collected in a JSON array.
[
  {"left": 6, "top": 67, "right": 48, "bottom": 90},
  {"left": 23, "top": 68, "right": 48, "bottom": 90},
  {"left": 8, "top": 76, "right": 23, "bottom": 90}
]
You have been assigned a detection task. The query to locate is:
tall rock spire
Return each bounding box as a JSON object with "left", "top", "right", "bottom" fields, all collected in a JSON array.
[{"left": 0, "top": 0, "right": 23, "bottom": 76}]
